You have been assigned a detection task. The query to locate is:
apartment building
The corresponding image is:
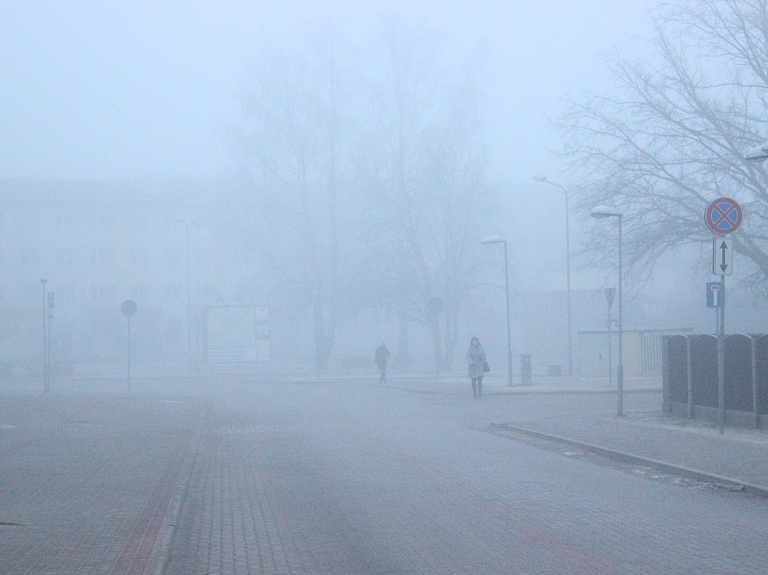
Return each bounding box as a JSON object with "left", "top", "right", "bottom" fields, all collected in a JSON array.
[{"left": 0, "top": 178, "right": 260, "bottom": 375}]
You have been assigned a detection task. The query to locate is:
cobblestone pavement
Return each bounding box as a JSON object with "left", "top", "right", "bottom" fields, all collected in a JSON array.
[
  {"left": 0, "top": 393, "right": 204, "bottom": 575},
  {"left": 167, "top": 379, "right": 768, "bottom": 575}
]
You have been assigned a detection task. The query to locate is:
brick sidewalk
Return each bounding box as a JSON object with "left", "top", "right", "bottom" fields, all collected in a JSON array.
[{"left": 0, "top": 393, "right": 205, "bottom": 575}]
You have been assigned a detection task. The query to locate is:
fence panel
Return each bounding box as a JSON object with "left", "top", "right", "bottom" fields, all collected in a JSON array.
[
  {"left": 691, "top": 335, "right": 718, "bottom": 408},
  {"left": 725, "top": 334, "right": 752, "bottom": 412}
]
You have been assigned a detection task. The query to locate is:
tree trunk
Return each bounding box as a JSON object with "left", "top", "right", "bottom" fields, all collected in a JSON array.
[
  {"left": 443, "top": 301, "right": 459, "bottom": 371},
  {"left": 396, "top": 307, "right": 411, "bottom": 367},
  {"left": 429, "top": 312, "right": 442, "bottom": 377}
]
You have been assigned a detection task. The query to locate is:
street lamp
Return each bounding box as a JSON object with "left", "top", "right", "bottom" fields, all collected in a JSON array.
[
  {"left": 590, "top": 205, "right": 624, "bottom": 416},
  {"left": 40, "top": 278, "right": 49, "bottom": 393},
  {"left": 533, "top": 176, "right": 573, "bottom": 377},
  {"left": 481, "top": 235, "right": 514, "bottom": 386},
  {"left": 173, "top": 217, "right": 194, "bottom": 375}
]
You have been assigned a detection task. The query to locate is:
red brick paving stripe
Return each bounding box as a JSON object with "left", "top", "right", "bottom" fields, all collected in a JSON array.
[
  {"left": 383, "top": 441, "right": 621, "bottom": 575},
  {"left": 109, "top": 433, "right": 192, "bottom": 575}
]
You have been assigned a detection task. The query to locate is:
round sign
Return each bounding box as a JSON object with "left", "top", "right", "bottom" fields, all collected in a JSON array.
[
  {"left": 705, "top": 198, "right": 742, "bottom": 235},
  {"left": 121, "top": 300, "right": 137, "bottom": 317},
  {"left": 427, "top": 297, "right": 444, "bottom": 315}
]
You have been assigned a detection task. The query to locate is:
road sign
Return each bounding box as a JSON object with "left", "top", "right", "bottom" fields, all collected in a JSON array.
[
  {"left": 121, "top": 300, "right": 137, "bottom": 317},
  {"left": 705, "top": 197, "right": 742, "bottom": 235},
  {"left": 427, "top": 297, "right": 444, "bottom": 315},
  {"left": 48, "top": 292, "right": 54, "bottom": 309},
  {"left": 707, "top": 282, "right": 723, "bottom": 308},
  {"left": 712, "top": 237, "right": 733, "bottom": 275}
]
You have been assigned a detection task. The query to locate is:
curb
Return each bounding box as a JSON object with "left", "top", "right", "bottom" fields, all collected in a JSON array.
[
  {"left": 490, "top": 423, "right": 768, "bottom": 498},
  {"left": 144, "top": 404, "right": 208, "bottom": 575},
  {"left": 390, "top": 385, "right": 661, "bottom": 397},
  {"left": 493, "top": 388, "right": 661, "bottom": 397}
]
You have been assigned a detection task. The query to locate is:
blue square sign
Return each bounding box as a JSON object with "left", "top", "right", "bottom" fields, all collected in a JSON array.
[{"left": 706, "top": 282, "right": 722, "bottom": 308}]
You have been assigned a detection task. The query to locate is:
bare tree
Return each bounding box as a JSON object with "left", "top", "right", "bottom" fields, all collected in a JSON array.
[
  {"left": 239, "top": 34, "right": 357, "bottom": 373},
  {"left": 558, "top": 0, "right": 768, "bottom": 289},
  {"left": 360, "top": 25, "right": 496, "bottom": 370}
]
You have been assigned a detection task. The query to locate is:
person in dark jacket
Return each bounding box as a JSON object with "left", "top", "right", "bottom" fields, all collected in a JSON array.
[
  {"left": 466, "top": 337, "right": 487, "bottom": 397},
  {"left": 375, "top": 342, "right": 391, "bottom": 384}
]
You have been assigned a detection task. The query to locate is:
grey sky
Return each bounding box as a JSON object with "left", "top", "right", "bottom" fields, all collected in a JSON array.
[{"left": 0, "top": 1, "right": 657, "bottom": 182}]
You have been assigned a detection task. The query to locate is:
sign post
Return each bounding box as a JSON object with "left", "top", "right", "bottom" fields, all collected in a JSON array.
[
  {"left": 705, "top": 198, "right": 742, "bottom": 434},
  {"left": 121, "top": 300, "right": 138, "bottom": 391},
  {"left": 605, "top": 288, "right": 616, "bottom": 389}
]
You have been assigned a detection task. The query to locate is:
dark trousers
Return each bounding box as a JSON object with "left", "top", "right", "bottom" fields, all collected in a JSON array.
[
  {"left": 471, "top": 377, "right": 483, "bottom": 397},
  {"left": 379, "top": 363, "right": 387, "bottom": 383}
]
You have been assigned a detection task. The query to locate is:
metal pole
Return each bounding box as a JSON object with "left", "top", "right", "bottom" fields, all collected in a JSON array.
[
  {"left": 40, "top": 279, "right": 48, "bottom": 393},
  {"left": 564, "top": 192, "right": 573, "bottom": 377},
  {"left": 535, "top": 178, "right": 573, "bottom": 377},
  {"left": 503, "top": 241, "right": 513, "bottom": 386},
  {"left": 617, "top": 215, "right": 624, "bottom": 417},
  {"left": 185, "top": 221, "right": 191, "bottom": 375},
  {"left": 127, "top": 316, "right": 132, "bottom": 392},
  {"left": 47, "top": 312, "right": 52, "bottom": 390},
  {"left": 607, "top": 302, "right": 613, "bottom": 389},
  {"left": 718, "top": 274, "right": 726, "bottom": 434}
]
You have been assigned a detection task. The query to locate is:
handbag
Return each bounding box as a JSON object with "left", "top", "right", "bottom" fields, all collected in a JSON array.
[{"left": 483, "top": 360, "right": 490, "bottom": 372}]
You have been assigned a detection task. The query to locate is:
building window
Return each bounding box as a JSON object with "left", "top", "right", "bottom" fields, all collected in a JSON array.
[
  {"left": 60, "top": 285, "right": 76, "bottom": 302},
  {"left": 56, "top": 212, "right": 72, "bottom": 228},
  {"left": 56, "top": 249, "right": 74, "bottom": 265},
  {"left": 196, "top": 284, "right": 218, "bottom": 300},
  {"left": 15, "top": 285, "right": 36, "bottom": 302},
  {"left": 91, "top": 285, "right": 115, "bottom": 302},
  {"left": 90, "top": 212, "right": 114, "bottom": 229},
  {"left": 129, "top": 212, "right": 148, "bottom": 229},
  {"left": 131, "top": 284, "right": 149, "bottom": 300},
  {"left": 91, "top": 249, "right": 114, "bottom": 266},
  {"left": 164, "top": 249, "right": 181, "bottom": 266},
  {"left": 130, "top": 249, "right": 148, "bottom": 265},
  {"left": 19, "top": 249, "right": 40, "bottom": 266},
  {"left": 164, "top": 284, "right": 181, "bottom": 299}
]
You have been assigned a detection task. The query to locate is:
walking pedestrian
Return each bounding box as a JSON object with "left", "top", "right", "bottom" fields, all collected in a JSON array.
[
  {"left": 467, "top": 337, "right": 487, "bottom": 397},
  {"left": 375, "top": 342, "right": 390, "bottom": 384}
]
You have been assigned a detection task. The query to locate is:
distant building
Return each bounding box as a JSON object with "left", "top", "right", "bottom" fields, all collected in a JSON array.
[
  {"left": 0, "top": 178, "right": 266, "bottom": 376},
  {"left": 578, "top": 328, "right": 692, "bottom": 379}
]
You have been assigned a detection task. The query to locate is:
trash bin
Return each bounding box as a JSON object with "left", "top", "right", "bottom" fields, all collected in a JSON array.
[{"left": 520, "top": 354, "right": 532, "bottom": 386}]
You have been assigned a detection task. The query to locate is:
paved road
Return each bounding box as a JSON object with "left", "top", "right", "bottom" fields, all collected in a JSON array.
[
  {"left": 167, "top": 379, "right": 768, "bottom": 575},
  {"left": 0, "top": 393, "right": 203, "bottom": 575}
]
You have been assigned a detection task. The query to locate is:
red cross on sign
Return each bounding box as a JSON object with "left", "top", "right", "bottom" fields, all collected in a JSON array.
[{"left": 705, "top": 198, "right": 742, "bottom": 235}]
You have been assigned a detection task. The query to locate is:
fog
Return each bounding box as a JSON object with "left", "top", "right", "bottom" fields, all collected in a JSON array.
[{"left": 1, "top": 0, "right": 765, "bottom": 381}]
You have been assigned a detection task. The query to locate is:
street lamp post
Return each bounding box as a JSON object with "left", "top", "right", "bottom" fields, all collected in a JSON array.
[
  {"left": 40, "top": 278, "right": 49, "bottom": 393},
  {"left": 481, "top": 236, "right": 514, "bottom": 386},
  {"left": 591, "top": 206, "right": 624, "bottom": 416},
  {"left": 533, "top": 176, "right": 573, "bottom": 378},
  {"left": 174, "top": 218, "right": 193, "bottom": 375}
]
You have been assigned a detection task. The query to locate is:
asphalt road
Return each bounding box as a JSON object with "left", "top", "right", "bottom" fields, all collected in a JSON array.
[{"left": 166, "top": 379, "right": 768, "bottom": 575}]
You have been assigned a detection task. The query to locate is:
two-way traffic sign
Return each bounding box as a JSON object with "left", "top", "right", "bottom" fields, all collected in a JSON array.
[{"left": 712, "top": 237, "right": 733, "bottom": 275}]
